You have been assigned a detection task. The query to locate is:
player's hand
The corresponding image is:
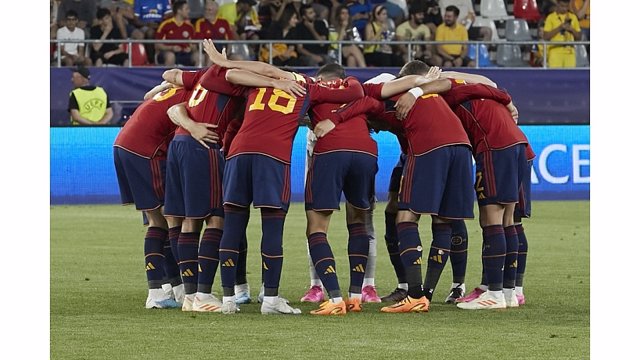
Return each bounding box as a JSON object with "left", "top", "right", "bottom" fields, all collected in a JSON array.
[
  {"left": 394, "top": 92, "right": 417, "bottom": 120},
  {"left": 423, "top": 66, "right": 441, "bottom": 83},
  {"left": 203, "top": 39, "right": 229, "bottom": 67},
  {"left": 274, "top": 79, "right": 306, "bottom": 98},
  {"left": 313, "top": 119, "right": 336, "bottom": 138},
  {"left": 507, "top": 101, "right": 519, "bottom": 123},
  {"left": 189, "top": 123, "right": 219, "bottom": 148}
]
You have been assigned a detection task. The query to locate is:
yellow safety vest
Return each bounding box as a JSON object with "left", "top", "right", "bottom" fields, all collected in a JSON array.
[{"left": 70, "top": 87, "right": 108, "bottom": 125}]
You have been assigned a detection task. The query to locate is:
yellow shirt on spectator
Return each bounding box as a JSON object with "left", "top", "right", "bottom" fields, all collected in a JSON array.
[
  {"left": 396, "top": 22, "right": 431, "bottom": 41},
  {"left": 543, "top": 11, "right": 580, "bottom": 47},
  {"left": 217, "top": 3, "right": 261, "bottom": 30},
  {"left": 572, "top": 0, "right": 590, "bottom": 29},
  {"left": 435, "top": 23, "right": 468, "bottom": 56}
]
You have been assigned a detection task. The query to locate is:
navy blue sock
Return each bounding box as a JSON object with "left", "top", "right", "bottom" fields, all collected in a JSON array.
[
  {"left": 397, "top": 222, "right": 423, "bottom": 299},
  {"left": 347, "top": 223, "right": 369, "bottom": 294},
  {"left": 144, "top": 227, "right": 167, "bottom": 289},
  {"left": 482, "top": 225, "right": 506, "bottom": 291},
  {"left": 236, "top": 233, "right": 248, "bottom": 285},
  {"left": 308, "top": 232, "right": 341, "bottom": 299},
  {"left": 423, "top": 222, "right": 452, "bottom": 301},
  {"left": 515, "top": 224, "right": 528, "bottom": 287},
  {"left": 197, "top": 228, "right": 222, "bottom": 294},
  {"left": 219, "top": 205, "right": 249, "bottom": 296},
  {"left": 385, "top": 211, "right": 406, "bottom": 283},
  {"left": 177, "top": 231, "right": 200, "bottom": 294},
  {"left": 449, "top": 220, "right": 468, "bottom": 284},
  {"left": 261, "top": 208, "right": 286, "bottom": 297},
  {"left": 164, "top": 226, "right": 182, "bottom": 286},
  {"left": 503, "top": 225, "right": 519, "bottom": 289}
]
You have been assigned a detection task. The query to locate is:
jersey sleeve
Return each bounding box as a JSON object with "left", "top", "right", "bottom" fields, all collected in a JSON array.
[
  {"left": 331, "top": 96, "right": 385, "bottom": 124},
  {"left": 362, "top": 83, "right": 385, "bottom": 100},
  {"left": 443, "top": 82, "right": 512, "bottom": 107},
  {"left": 181, "top": 68, "right": 208, "bottom": 90},
  {"left": 309, "top": 76, "right": 364, "bottom": 104},
  {"left": 199, "top": 65, "right": 246, "bottom": 96}
]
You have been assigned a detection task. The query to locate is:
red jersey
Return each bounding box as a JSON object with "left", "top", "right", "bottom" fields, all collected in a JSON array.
[
  {"left": 155, "top": 18, "right": 195, "bottom": 51},
  {"left": 309, "top": 78, "right": 375, "bottom": 156},
  {"left": 175, "top": 65, "right": 246, "bottom": 147},
  {"left": 194, "top": 17, "right": 233, "bottom": 40},
  {"left": 228, "top": 74, "right": 364, "bottom": 164},
  {"left": 442, "top": 80, "right": 531, "bottom": 157},
  {"left": 113, "top": 70, "right": 205, "bottom": 158}
]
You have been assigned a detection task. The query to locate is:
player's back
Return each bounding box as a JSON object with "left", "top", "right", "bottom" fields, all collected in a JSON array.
[
  {"left": 114, "top": 87, "right": 189, "bottom": 158},
  {"left": 310, "top": 102, "right": 377, "bottom": 156}
]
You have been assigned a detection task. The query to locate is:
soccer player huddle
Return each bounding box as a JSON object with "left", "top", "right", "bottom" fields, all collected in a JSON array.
[{"left": 113, "top": 38, "right": 533, "bottom": 315}]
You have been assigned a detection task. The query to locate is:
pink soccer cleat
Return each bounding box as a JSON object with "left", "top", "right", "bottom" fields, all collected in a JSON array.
[
  {"left": 517, "top": 294, "right": 526, "bottom": 305},
  {"left": 300, "top": 285, "right": 326, "bottom": 303},
  {"left": 455, "top": 287, "right": 486, "bottom": 303},
  {"left": 361, "top": 285, "right": 382, "bottom": 303}
]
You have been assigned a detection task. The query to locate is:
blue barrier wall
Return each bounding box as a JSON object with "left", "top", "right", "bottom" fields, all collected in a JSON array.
[
  {"left": 50, "top": 68, "right": 589, "bottom": 125},
  {"left": 50, "top": 125, "right": 589, "bottom": 204}
]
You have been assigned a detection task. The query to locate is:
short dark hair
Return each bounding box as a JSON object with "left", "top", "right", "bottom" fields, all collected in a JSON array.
[
  {"left": 398, "top": 60, "right": 430, "bottom": 78},
  {"left": 409, "top": 4, "right": 425, "bottom": 16},
  {"left": 96, "top": 7, "right": 111, "bottom": 20},
  {"left": 172, "top": 0, "right": 187, "bottom": 15},
  {"left": 316, "top": 63, "right": 346, "bottom": 80},
  {"left": 445, "top": 5, "right": 460, "bottom": 17},
  {"left": 301, "top": 4, "right": 314, "bottom": 15},
  {"left": 66, "top": 10, "right": 79, "bottom": 19}
]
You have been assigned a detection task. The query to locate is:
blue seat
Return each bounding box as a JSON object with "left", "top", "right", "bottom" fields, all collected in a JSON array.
[{"left": 468, "top": 44, "right": 496, "bottom": 67}]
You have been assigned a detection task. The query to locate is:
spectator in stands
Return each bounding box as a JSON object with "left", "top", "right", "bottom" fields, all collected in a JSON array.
[
  {"left": 155, "top": 0, "right": 197, "bottom": 66},
  {"left": 68, "top": 66, "right": 114, "bottom": 125},
  {"left": 346, "top": 0, "right": 372, "bottom": 39},
  {"left": 543, "top": 0, "right": 580, "bottom": 68},
  {"left": 57, "top": 0, "right": 97, "bottom": 30},
  {"left": 446, "top": 0, "right": 492, "bottom": 42},
  {"left": 258, "top": 0, "right": 300, "bottom": 39},
  {"left": 435, "top": 5, "right": 475, "bottom": 68},
  {"left": 396, "top": 4, "right": 442, "bottom": 66},
  {"left": 569, "top": 0, "right": 589, "bottom": 40},
  {"left": 132, "top": 0, "right": 173, "bottom": 63},
  {"left": 363, "top": 4, "right": 403, "bottom": 66},
  {"left": 328, "top": 5, "right": 366, "bottom": 67},
  {"left": 260, "top": 7, "right": 300, "bottom": 65},
  {"left": 98, "top": 0, "right": 133, "bottom": 40},
  {"left": 422, "top": 0, "right": 442, "bottom": 36},
  {"left": 195, "top": 0, "right": 237, "bottom": 50},
  {"left": 51, "top": 0, "right": 62, "bottom": 64},
  {"left": 57, "top": 10, "right": 92, "bottom": 66},
  {"left": 218, "top": 0, "right": 262, "bottom": 39},
  {"left": 294, "top": 4, "right": 332, "bottom": 66},
  {"left": 90, "top": 8, "right": 128, "bottom": 66}
]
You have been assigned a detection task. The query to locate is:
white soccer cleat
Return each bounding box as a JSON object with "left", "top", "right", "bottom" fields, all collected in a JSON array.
[
  {"left": 173, "top": 284, "right": 185, "bottom": 305},
  {"left": 503, "top": 288, "right": 519, "bottom": 308},
  {"left": 261, "top": 297, "right": 301, "bottom": 315},
  {"left": 257, "top": 284, "right": 265, "bottom": 303},
  {"left": 221, "top": 299, "right": 241, "bottom": 314},
  {"left": 235, "top": 283, "right": 251, "bottom": 304},
  {"left": 145, "top": 289, "right": 180, "bottom": 309},
  {"left": 456, "top": 291, "right": 507, "bottom": 310},
  {"left": 192, "top": 293, "right": 223, "bottom": 312},
  {"left": 182, "top": 294, "right": 195, "bottom": 312}
]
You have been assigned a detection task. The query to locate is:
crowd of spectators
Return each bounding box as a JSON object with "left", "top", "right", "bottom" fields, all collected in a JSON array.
[{"left": 50, "top": 0, "right": 589, "bottom": 68}]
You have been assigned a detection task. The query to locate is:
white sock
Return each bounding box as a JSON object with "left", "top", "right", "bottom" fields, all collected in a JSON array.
[
  {"left": 488, "top": 290, "right": 503, "bottom": 299},
  {"left": 398, "top": 283, "right": 408, "bottom": 291},
  {"left": 223, "top": 295, "right": 235, "bottom": 303},
  {"left": 310, "top": 279, "right": 323, "bottom": 287},
  {"left": 263, "top": 296, "right": 277, "bottom": 305},
  {"left": 349, "top": 292, "right": 362, "bottom": 300},
  {"left": 479, "top": 284, "right": 489, "bottom": 291},
  {"left": 161, "top": 283, "right": 172, "bottom": 292},
  {"left": 515, "top": 286, "right": 524, "bottom": 295},
  {"left": 451, "top": 282, "right": 466, "bottom": 292},
  {"left": 363, "top": 278, "right": 375, "bottom": 287},
  {"left": 235, "top": 283, "right": 249, "bottom": 293},
  {"left": 195, "top": 291, "right": 211, "bottom": 298},
  {"left": 330, "top": 297, "right": 343, "bottom": 304},
  {"left": 149, "top": 288, "right": 166, "bottom": 299}
]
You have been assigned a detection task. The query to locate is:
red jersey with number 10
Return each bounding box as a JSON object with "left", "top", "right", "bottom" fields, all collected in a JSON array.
[{"left": 228, "top": 74, "right": 364, "bottom": 164}]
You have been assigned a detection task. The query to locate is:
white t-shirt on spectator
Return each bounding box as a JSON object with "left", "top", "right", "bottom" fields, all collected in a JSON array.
[{"left": 56, "top": 26, "right": 85, "bottom": 56}]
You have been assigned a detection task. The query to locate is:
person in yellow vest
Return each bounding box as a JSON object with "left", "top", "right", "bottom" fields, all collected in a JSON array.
[
  {"left": 543, "top": 0, "right": 581, "bottom": 68},
  {"left": 68, "top": 66, "right": 113, "bottom": 125},
  {"left": 570, "top": 0, "right": 589, "bottom": 41}
]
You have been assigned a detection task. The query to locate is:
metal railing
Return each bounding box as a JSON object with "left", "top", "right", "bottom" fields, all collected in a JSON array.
[{"left": 50, "top": 39, "right": 590, "bottom": 69}]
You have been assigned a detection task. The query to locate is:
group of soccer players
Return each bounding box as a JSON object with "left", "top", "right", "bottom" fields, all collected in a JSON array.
[{"left": 113, "top": 38, "right": 534, "bottom": 315}]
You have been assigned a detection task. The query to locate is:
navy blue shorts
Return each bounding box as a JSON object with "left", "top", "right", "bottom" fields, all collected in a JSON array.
[
  {"left": 388, "top": 153, "right": 406, "bottom": 193},
  {"left": 399, "top": 146, "right": 475, "bottom": 219},
  {"left": 305, "top": 151, "right": 378, "bottom": 211},
  {"left": 113, "top": 147, "right": 165, "bottom": 211},
  {"left": 164, "top": 135, "right": 224, "bottom": 219},
  {"left": 515, "top": 159, "right": 533, "bottom": 218},
  {"left": 475, "top": 144, "right": 529, "bottom": 207},
  {"left": 223, "top": 154, "right": 291, "bottom": 212}
]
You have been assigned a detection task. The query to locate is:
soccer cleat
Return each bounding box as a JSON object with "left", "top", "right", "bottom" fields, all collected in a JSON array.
[
  {"left": 346, "top": 297, "right": 362, "bottom": 312},
  {"left": 145, "top": 297, "right": 181, "bottom": 309},
  {"left": 310, "top": 300, "right": 347, "bottom": 315},
  {"left": 381, "top": 295, "right": 430, "bottom": 313},
  {"left": 517, "top": 294, "right": 526, "bottom": 305},
  {"left": 380, "top": 288, "right": 408, "bottom": 303},
  {"left": 445, "top": 284, "right": 466, "bottom": 304},
  {"left": 257, "top": 284, "right": 265, "bottom": 303},
  {"left": 182, "top": 294, "right": 195, "bottom": 312},
  {"left": 261, "top": 297, "right": 302, "bottom": 315},
  {"left": 235, "top": 284, "right": 251, "bottom": 304},
  {"left": 221, "top": 299, "right": 240, "bottom": 314},
  {"left": 361, "top": 285, "right": 382, "bottom": 303},
  {"left": 456, "top": 291, "right": 507, "bottom": 310},
  {"left": 503, "top": 289, "right": 519, "bottom": 308},
  {"left": 455, "top": 287, "right": 486, "bottom": 303},
  {"left": 300, "top": 285, "right": 326, "bottom": 303},
  {"left": 173, "top": 284, "right": 185, "bottom": 305},
  {"left": 192, "top": 294, "right": 223, "bottom": 312}
]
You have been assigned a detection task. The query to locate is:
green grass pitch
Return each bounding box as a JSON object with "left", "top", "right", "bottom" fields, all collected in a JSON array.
[{"left": 51, "top": 201, "right": 589, "bottom": 359}]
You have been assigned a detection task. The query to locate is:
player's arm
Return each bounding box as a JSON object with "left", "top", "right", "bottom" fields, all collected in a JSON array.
[
  {"left": 97, "top": 107, "right": 114, "bottom": 124},
  {"left": 439, "top": 71, "right": 497, "bottom": 87},
  {"left": 162, "top": 69, "right": 184, "bottom": 86},
  {"left": 143, "top": 81, "right": 175, "bottom": 100},
  {"left": 444, "top": 83, "right": 512, "bottom": 107},
  {"left": 203, "top": 39, "right": 295, "bottom": 80},
  {"left": 314, "top": 96, "right": 384, "bottom": 138},
  {"left": 166, "top": 102, "right": 220, "bottom": 149},
  {"left": 311, "top": 76, "right": 364, "bottom": 104},
  {"left": 225, "top": 69, "right": 306, "bottom": 98},
  {"left": 70, "top": 109, "right": 98, "bottom": 125},
  {"left": 394, "top": 79, "right": 452, "bottom": 120},
  {"left": 378, "top": 66, "right": 442, "bottom": 99}
]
